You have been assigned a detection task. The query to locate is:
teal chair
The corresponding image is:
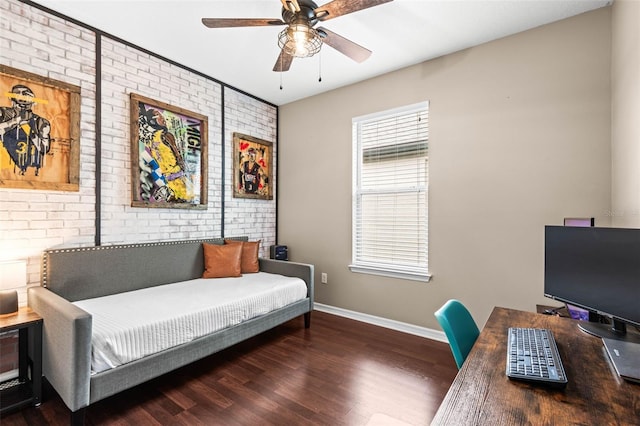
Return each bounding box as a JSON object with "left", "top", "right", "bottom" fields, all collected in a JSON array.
[{"left": 434, "top": 299, "right": 480, "bottom": 369}]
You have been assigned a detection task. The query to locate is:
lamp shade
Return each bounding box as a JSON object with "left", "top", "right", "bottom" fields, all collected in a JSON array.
[
  {"left": 0, "top": 260, "right": 27, "bottom": 315},
  {"left": 0, "top": 290, "right": 18, "bottom": 315}
]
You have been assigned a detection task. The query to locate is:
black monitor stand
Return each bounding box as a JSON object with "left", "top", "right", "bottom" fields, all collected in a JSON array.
[{"left": 578, "top": 319, "right": 640, "bottom": 344}]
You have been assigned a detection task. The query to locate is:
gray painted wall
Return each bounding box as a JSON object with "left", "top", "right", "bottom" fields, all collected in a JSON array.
[
  {"left": 612, "top": 0, "right": 640, "bottom": 229},
  {"left": 278, "top": 7, "right": 613, "bottom": 329}
]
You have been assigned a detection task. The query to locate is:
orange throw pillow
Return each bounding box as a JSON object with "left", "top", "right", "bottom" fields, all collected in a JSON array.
[
  {"left": 225, "top": 239, "right": 261, "bottom": 274},
  {"left": 202, "top": 243, "right": 242, "bottom": 278}
]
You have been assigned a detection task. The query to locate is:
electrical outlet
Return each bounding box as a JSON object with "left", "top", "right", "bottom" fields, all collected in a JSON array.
[{"left": 321, "top": 272, "right": 328, "bottom": 284}]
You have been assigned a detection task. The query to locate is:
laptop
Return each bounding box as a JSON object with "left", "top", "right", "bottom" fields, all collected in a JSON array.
[{"left": 603, "top": 338, "right": 640, "bottom": 383}]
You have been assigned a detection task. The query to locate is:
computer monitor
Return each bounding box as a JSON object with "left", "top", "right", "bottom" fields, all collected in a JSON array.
[{"left": 544, "top": 225, "right": 640, "bottom": 344}]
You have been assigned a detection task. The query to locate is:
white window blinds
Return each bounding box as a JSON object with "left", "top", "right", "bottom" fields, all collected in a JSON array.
[{"left": 351, "top": 102, "right": 429, "bottom": 281}]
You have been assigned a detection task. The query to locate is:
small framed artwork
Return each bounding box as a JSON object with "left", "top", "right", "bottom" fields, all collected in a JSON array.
[
  {"left": 0, "top": 64, "right": 81, "bottom": 191},
  {"left": 563, "top": 217, "right": 594, "bottom": 227},
  {"left": 232, "top": 132, "right": 273, "bottom": 200},
  {"left": 130, "top": 93, "right": 208, "bottom": 209}
]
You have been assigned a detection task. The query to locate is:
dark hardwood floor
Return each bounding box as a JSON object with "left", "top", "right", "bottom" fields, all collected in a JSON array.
[{"left": 1, "top": 311, "right": 457, "bottom": 425}]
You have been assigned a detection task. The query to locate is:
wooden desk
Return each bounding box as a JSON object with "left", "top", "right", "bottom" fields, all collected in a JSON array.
[{"left": 432, "top": 307, "right": 640, "bottom": 425}]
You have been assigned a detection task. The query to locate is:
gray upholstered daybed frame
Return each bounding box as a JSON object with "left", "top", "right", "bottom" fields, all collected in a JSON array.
[{"left": 28, "top": 238, "right": 314, "bottom": 425}]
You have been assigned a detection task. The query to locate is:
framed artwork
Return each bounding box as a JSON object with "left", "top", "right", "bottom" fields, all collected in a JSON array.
[
  {"left": 233, "top": 132, "right": 273, "bottom": 200},
  {"left": 0, "top": 65, "right": 81, "bottom": 191},
  {"left": 563, "top": 217, "right": 594, "bottom": 227},
  {"left": 130, "top": 93, "right": 208, "bottom": 209}
]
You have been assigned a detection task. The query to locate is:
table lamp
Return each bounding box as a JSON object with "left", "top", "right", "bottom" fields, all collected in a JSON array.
[{"left": 0, "top": 259, "right": 26, "bottom": 316}]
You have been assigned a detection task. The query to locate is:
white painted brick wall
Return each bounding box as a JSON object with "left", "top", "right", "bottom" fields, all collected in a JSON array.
[
  {"left": 0, "top": 0, "right": 96, "bottom": 303},
  {"left": 1, "top": 0, "right": 278, "bottom": 295},
  {"left": 224, "top": 88, "right": 278, "bottom": 258},
  {"left": 99, "top": 38, "right": 225, "bottom": 244}
]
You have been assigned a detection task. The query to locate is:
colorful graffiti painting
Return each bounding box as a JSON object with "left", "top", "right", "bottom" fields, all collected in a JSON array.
[
  {"left": 0, "top": 65, "right": 80, "bottom": 191},
  {"left": 233, "top": 133, "right": 273, "bottom": 200},
  {"left": 130, "top": 93, "right": 208, "bottom": 209}
]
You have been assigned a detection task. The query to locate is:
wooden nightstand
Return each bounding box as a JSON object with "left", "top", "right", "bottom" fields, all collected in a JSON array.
[{"left": 0, "top": 307, "right": 43, "bottom": 414}]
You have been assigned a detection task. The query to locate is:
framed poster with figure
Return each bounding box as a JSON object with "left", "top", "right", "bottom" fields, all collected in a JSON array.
[
  {"left": 130, "top": 93, "right": 208, "bottom": 209},
  {"left": 0, "top": 65, "right": 80, "bottom": 191},
  {"left": 233, "top": 132, "right": 273, "bottom": 200}
]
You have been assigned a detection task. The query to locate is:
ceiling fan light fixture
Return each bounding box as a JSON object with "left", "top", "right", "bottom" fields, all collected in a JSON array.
[
  {"left": 278, "top": 21, "right": 322, "bottom": 58},
  {"left": 203, "top": 0, "right": 393, "bottom": 71}
]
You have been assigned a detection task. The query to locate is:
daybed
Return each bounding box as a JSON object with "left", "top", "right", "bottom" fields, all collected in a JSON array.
[{"left": 28, "top": 237, "right": 314, "bottom": 425}]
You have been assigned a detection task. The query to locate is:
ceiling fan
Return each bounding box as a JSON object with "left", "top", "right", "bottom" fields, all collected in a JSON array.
[{"left": 202, "top": 0, "right": 393, "bottom": 72}]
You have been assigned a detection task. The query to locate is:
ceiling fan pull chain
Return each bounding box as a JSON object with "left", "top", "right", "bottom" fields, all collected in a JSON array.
[
  {"left": 279, "top": 52, "right": 284, "bottom": 90},
  {"left": 280, "top": 68, "right": 284, "bottom": 90},
  {"left": 318, "top": 50, "right": 322, "bottom": 83}
]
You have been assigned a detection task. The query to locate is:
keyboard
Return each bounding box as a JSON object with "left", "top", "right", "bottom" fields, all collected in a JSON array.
[{"left": 506, "top": 327, "right": 568, "bottom": 388}]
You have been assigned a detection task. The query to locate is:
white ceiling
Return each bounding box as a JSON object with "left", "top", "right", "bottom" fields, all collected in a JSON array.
[{"left": 32, "top": 0, "right": 611, "bottom": 106}]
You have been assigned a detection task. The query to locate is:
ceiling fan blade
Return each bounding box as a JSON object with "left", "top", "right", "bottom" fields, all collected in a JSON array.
[
  {"left": 317, "top": 27, "right": 372, "bottom": 63},
  {"left": 314, "top": 0, "right": 393, "bottom": 22},
  {"left": 273, "top": 50, "right": 294, "bottom": 72},
  {"left": 202, "top": 18, "right": 285, "bottom": 28},
  {"left": 280, "top": 0, "right": 301, "bottom": 13}
]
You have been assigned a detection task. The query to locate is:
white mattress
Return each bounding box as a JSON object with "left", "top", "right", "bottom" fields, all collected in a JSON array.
[{"left": 73, "top": 272, "right": 307, "bottom": 374}]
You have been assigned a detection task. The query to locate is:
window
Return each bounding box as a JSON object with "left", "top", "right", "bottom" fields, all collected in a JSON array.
[{"left": 350, "top": 102, "right": 429, "bottom": 281}]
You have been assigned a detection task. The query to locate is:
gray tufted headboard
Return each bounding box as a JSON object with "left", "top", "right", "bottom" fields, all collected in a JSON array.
[{"left": 41, "top": 237, "right": 248, "bottom": 302}]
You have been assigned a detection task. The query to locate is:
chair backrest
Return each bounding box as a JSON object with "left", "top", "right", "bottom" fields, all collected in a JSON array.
[{"left": 434, "top": 299, "right": 480, "bottom": 369}]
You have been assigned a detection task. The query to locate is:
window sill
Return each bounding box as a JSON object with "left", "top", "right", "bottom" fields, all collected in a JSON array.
[{"left": 348, "top": 264, "right": 431, "bottom": 282}]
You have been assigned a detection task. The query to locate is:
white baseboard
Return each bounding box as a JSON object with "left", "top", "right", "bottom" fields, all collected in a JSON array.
[{"left": 313, "top": 303, "right": 447, "bottom": 343}]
